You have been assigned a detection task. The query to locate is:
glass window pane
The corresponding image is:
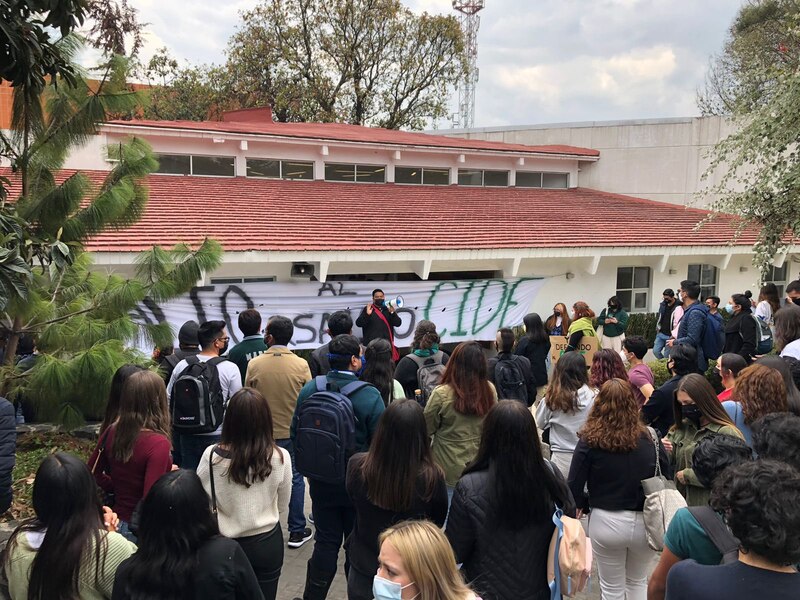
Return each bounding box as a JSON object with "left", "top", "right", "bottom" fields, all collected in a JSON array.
[
  {"left": 192, "top": 155, "right": 235, "bottom": 177},
  {"left": 325, "top": 163, "right": 356, "bottom": 182},
  {"left": 356, "top": 164, "right": 385, "bottom": 183},
  {"left": 246, "top": 158, "right": 280, "bottom": 178},
  {"left": 458, "top": 169, "right": 482, "bottom": 186},
  {"left": 701, "top": 265, "right": 717, "bottom": 286},
  {"left": 776, "top": 285, "right": 785, "bottom": 297},
  {"left": 616, "top": 290, "right": 632, "bottom": 312},
  {"left": 395, "top": 167, "right": 422, "bottom": 184},
  {"left": 516, "top": 171, "right": 542, "bottom": 188},
  {"left": 634, "top": 292, "right": 648, "bottom": 310},
  {"left": 156, "top": 154, "right": 190, "bottom": 175},
  {"left": 483, "top": 170, "right": 509, "bottom": 187},
  {"left": 634, "top": 266, "right": 651, "bottom": 289},
  {"left": 700, "top": 285, "right": 716, "bottom": 301},
  {"left": 281, "top": 161, "right": 313, "bottom": 180},
  {"left": 542, "top": 172, "right": 569, "bottom": 188},
  {"left": 687, "top": 264, "right": 701, "bottom": 283},
  {"left": 423, "top": 168, "right": 449, "bottom": 185},
  {"left": 616, "top": 267, "right": 633, "bottom": 290}
]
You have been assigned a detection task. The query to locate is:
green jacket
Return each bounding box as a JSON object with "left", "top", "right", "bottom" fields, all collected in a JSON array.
[
  {"left": 227, "top": 335, "right": 268, "bottom": 382},
  {"left": 423, "top": 383, "right": 497, "bottom": 486},
  {"left": 290, "top": 370, "right": 385, "bottom": 453},
  {"left": 597, "top": 308, "right": 629, "bottom": 338},
  {"left": 666, "top": 421, "right": 743, "bottom": 507}
]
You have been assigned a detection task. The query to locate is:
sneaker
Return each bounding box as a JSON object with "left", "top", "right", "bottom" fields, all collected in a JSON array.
[{"left": 288, "top": 527, "right": 313, "bottom": 548}]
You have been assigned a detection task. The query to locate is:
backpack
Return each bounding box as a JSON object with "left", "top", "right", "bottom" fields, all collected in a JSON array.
[
  {"left": 170, "top": 356, "right": 226, "bottom": 434},
  {"left": 751, "top": 314, "right": 774, "bottom": 354},
  {"left": 687, "top": 506, "right": 740, "bottom": 564},
  {"left": 684, "top": 304, "right": 723, "bottom": 361},
  {"left": 493, "top": 355, "right": 528, "bottom": 404},
  {"left": 294, "top": 376, "right": 369, "bottom": 484},
  {"left": 407, "top": 353, "right": 446, "bottom": 405}
]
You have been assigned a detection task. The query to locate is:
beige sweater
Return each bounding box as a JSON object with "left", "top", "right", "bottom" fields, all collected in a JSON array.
[{"left": 197, "top": 444, "right": 291, "bottom": 538}]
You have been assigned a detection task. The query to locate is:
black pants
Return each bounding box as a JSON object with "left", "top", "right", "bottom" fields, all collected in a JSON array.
[
  {"left": 236, "top": 524, "right": 284, "bottom": 600},
  {"left": 309, "top": 479, "right": 355, "bottom": 577},
  {"left": 347, "top": 567, "right": 374, "bottom": 600}
]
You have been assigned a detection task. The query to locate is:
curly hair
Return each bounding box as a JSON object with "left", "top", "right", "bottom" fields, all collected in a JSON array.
[
  {"left": 589, "top": 349, "right": 629, "bottom": 388},
  {"left": 710, "top": 460, "right": 800, "bottom": 566},
  {"left": 411, "top": 320, "right": 439, "bottom": 351},
  {"left": 734, "top": 364, "right": 788, "bottom": 425},
  {"left": 579, "top": 378, "right": 644, "bottom": 452},
  {"left": 752, "top": 413, "right": 800, "bottom": 471},
  {"left": 691, "top": 434, "right": 752, "bottom": 489},
  {"left": 572, "top": 301, "right": 595, "bottom": 320}
]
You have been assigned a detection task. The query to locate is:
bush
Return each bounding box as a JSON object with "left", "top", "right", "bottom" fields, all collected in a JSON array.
[
  {"left": 627, "top": 313, "right": 658, "bottom": 348},
  {"left": 646, "top": 357, "right": 720, "bottom": 389}
]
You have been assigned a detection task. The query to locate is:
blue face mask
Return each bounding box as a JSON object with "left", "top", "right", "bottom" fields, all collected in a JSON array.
[
  {"left": 723, "top": 303, "right": 734, "bottom": 314},
  {"left": 372, "top": 576, "right": 416, "bottom": 600}
]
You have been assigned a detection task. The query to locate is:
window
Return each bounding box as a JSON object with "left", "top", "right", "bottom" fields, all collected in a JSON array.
[
  {"left": 155, "top": 154, "right": 234, "bottom": 177},
  {"left": 324, "top": 163, "right": 386, "bottom": 183},
  {"left": 687, "top": 264, "right": 719, "bottom": 300},
  {"left": 616, "top": 266, "right": 651, "bottom": 313},
  {"left": 246, "top": 158, "right": 314, "bottom": 180},
  {"left": 395, "top": 166, "right": 450, "bottom": 185},
  {"left": 542, "top": 172, "right": 569, "bottom": 189},
  {"left": 210, "top": 276, "right": 276, "bottom": 284},
  {"left": 516, "top": 171, "right": 543, "bottom": 188},
  {"left": 457, "top": 169, "right": 509, "bottom": 187},
  {"left": 765, "top": 263, "right": 790, "bottom": 297}
]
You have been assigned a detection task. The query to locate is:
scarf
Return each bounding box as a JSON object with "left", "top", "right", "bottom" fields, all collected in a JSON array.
[
  {"left": 567, "top": 317, "right": 597, "bottom": 338},
  {"left": 372, "top": 306, "right": 400, "bottom": 362}
]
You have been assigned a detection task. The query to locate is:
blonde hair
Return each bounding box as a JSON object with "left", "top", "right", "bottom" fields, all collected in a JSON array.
[{"left": 379, "top": 521, "right": 474, "bottom": 600}]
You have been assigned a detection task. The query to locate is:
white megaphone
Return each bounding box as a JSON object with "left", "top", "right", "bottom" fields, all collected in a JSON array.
[{"left": 387, "top": 296, "right": 404, "bottom": 310}]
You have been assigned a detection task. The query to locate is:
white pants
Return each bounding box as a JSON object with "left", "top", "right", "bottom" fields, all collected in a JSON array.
[
  {"left": 588, "top": 508, "right": 656, "bottom": 600},
  {"left": 550, "top": 451, "right": 573, "bottom": 479},
  {"left": 600, "top": 333, "right": 625, "bottom": 352}
]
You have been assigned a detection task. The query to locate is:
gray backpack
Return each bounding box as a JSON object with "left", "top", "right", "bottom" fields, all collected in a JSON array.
[{"left": 407, "top": 353, "right": 446, "bottom": 404}]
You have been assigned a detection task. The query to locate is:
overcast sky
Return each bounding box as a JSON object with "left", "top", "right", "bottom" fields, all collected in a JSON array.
[{"left": 124, "top": 0, "right": 742, "bottom": 128}]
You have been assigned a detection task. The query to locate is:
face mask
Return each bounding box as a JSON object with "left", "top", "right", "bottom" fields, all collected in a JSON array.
[
  {"left": 355, "top": 355, "right": 366, "bottom": 377},
  {"left": 723, "top": 303, "right": 734, "bottom": 314},
  {"left": 374, "top": 299, "right": 385, "bottom": 307},
  {"left": 677, "top": 292, "right": 684, "bottom": 303},
  {"left": 219, "top": 341, "right": 229, "bottom": 355},
  {"left": 620, "top": 351, "right": 630, "bottom": 366},
  {"left": 555, "top": 309, "right": 562, "bottom": 315},
  {"left": 373, "top": 576, "right": 416, "bottom": 600},
  {"left": 682, "top": 404, "right": 702, "bottom": 427},
  {"left": 608, "top": 304, "right": 615, "bottom": 310},
  {"left": 792, "top": 298, "right": 800, "bottom": 307}
]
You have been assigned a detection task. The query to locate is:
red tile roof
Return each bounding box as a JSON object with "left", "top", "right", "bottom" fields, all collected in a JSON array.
[
  {"left": 4, "top": 170, "right": 753, "bottom": 252},
  {"left": 103, "top": 118, "right": 600, "bottom": 158}
]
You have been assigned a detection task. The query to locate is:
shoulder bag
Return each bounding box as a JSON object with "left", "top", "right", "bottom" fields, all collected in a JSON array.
[{"left": 641, "top": 427, "right": 687, "bottom": 551}]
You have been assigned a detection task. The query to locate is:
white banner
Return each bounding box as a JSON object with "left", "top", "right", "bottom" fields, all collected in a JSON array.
[{"left": 135, "top": 277, "right": 547, "bottom": 350}]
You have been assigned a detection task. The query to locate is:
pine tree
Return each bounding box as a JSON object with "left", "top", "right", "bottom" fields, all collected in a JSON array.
[{"left": 0, "top": 48, "right": 222, "bottom": 427}]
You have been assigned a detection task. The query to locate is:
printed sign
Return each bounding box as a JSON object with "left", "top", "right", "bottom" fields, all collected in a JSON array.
[
  {"left": 135, "top": 277, "right": 547, "bottom": 350},
  {"left": 549, "top": 335, "right": 599, "bottom": 366}
]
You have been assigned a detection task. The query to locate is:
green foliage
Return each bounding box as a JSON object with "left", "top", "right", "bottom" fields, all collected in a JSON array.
[
  {"left": 646, "top": 358, "right": 719, "bottom": 389},
  {"left": 625, "top": 313, "right": 658, "bottom": 348}
]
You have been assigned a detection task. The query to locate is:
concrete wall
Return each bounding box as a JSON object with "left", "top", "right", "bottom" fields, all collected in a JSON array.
[{"left": 438, "top": 116, "right": 736, "bottom": 207}]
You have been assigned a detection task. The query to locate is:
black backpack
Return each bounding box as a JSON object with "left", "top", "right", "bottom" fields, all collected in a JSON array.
[
  {"left": 294, "top": 376, "right": 370, "bottom": 484},
  {"left": 687, "top": 506, "right": 740, "bottom": 564},
  {"left": 494, "top": 355, "right": 528, "bottom": 404},
  {"left": 170, "top": 356, "right": 226, "bottom": 434}
]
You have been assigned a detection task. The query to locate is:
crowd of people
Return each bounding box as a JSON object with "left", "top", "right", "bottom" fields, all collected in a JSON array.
[{"left": 3, "top": 282, "right": 800, "bottom": 600}]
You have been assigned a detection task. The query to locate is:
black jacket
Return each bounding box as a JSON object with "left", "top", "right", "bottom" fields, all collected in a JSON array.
[
  {"left": 159, "top": 348, "right": 200, "bottom": 383},
  {"left": 446, "top": 464, "right": 576, "bottom": 600},
  {"left": 514, "top": 336, "right": 551, "bottom": 387},
  {"left": 0, "top": 398, "right": 15, "bottom": 514},
  {"left": 642, "top": 374, "right": 680, "bottom": 438},
  {"left": 723, "top": 309, "right": 758, "bottom": 363},
  {"left": 309, "top": 342, "right": 331, "bottom": 378},
  {"left": 355, "top": 306, "right": 402, "bottom": 345},
  {"left": 487, "top": 352, "right": 536, "bottom": 406},
  {"left": 395, "top": 351, "right": 449, "bottom": 399},
  {"left": 112, "top": 536, "right": 263, "bottom": 600}
]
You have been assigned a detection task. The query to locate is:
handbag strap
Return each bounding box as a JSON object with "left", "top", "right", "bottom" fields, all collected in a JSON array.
[
  {"left": 91, "top": 429, "right": 111, "bottom": 475},
  {"left": 647, "top": 427, "right": 662, "bottom": 478},
  {"left": 209, "top": 446, "right": 218, "bottom": 521}
]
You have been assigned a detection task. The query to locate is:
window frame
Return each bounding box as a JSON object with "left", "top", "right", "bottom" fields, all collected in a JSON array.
[
  {"left": 324, "top": 162, "right": 387, "bottom": 183},
  {"left": 615, "top": 266, "right": 652, "bottom": 314},
  {"left": 765, "top": 263, "right": 790, "bottom": 297},
  {"left": 687, "top": 264, "right": 719, "bottom": 300}
]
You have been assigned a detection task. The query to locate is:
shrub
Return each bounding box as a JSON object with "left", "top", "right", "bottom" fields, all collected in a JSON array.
[
  {"left": 626, "top": 313, "right": 658, "bottom": 347},
  {"left": 646, "top": 357, "right": 720, "bottom": 389}
]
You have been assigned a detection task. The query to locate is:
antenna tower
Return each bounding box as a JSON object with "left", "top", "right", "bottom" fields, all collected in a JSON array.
[{"left": 452, "top": 0, "right": 485, "bottom": 129}]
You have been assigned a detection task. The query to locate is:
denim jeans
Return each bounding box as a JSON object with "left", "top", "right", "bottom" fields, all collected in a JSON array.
[
  {"left": 652, "top": 332, "right": 671, "bottom": 360},
  {"left": 308, "top": 479, "right": 354, "bottom": 577},
  {"left": 276, "top": 438, "right": 307, "bottom": 534},
  {"left": 117, "top": 520, "right": 137, "bottom": 544},
  {"left": 176, "top": 432, "right": 219, "bottom": 471}
]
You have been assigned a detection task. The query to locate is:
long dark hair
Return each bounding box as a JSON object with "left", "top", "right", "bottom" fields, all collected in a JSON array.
[
  {"left": 523, "top": 313, "right": 549, "bottom": 345},
  {"left": 218, "top": 388, "right": 283, "bottom": 487},
  {"left": 4, "top": 453, "right": 106, "bottom": 600},
  {"left": 100, "top": 364, "right": 145, "bottom": 436},
  {"left": 546, "top": 352, "right": 589, "bottom": 413},
  {"left": 361, "top": 338, "right": 395, "bottom": 405},
  {"left": 440, "top": 341, "right": 495, "bottom": 417},
  {"left": 360, "top": 400, "right": 442, "bottom": 511},
  {"left": 673, "top": 374, "right": 739, "bottom": 431},
  {"left": 759, "top": 283, "right": 781, "bottom": 315},
  {"left": 116, "top": 470, "right": 219, "bottom": 600},
  {"left": 113, "top": 370, "right": 171, "bottom": 462},
  {"left": 464, "top": 401, "right": 569, "bottom": 528}
]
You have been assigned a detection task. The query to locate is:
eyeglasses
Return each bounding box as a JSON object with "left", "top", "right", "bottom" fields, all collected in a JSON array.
[{"left": 218, "top": 337, "right": 230, "bottom": 343}]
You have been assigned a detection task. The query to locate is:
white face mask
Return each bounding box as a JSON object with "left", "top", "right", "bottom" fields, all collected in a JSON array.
[
  {"left": 677, "top": 292, "right": 684, "bottom": 303},
  {"left": 373, "top": 575, "right": 417, "bottom": 600}
]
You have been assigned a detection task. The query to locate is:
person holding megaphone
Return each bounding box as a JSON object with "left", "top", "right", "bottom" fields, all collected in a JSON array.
[{"left": 356, "top": 289, "right": 403, "bottom": 361}]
